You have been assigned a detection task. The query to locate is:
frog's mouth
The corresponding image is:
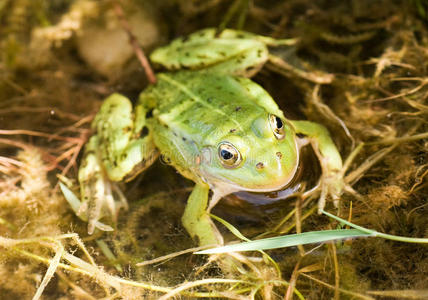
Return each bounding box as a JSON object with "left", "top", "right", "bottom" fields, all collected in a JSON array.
[
  {"left": 211, "top": 165, "right": 298, "bottom": 194},
  {"left": 205, "top": 168, "right": 299, "bottom": 211},
  {"left": 231, "top": 145, "right": 321, "bottom": 204},
  {"left": 203, "top": 147, "right": 300, "bottom": 197}
]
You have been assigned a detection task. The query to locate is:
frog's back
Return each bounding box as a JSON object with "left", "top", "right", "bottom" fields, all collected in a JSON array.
[{"left": 139, "top": 71, "right": 281, "bottom": 146}]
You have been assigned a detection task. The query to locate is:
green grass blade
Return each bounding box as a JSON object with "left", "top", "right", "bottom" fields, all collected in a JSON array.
[
  {"left": 322, "top": 210, "right": 428, "bottom": 243},
  {"left": 196, "top": 229, "right": 372, "bottom": 254},
  {"left": 210, "top": 214, "right": 251, "bottom": 242}
]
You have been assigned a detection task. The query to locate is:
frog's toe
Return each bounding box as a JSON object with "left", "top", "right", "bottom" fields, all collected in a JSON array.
[
  {"left": 83, "top": 180, "right": 128, "bottom": 234},
  {"left": 317, "top": 171, "right": 345, "bottom": 213},
  {"left": 78, "top": 136, "right": 128, "bottom": 234}
]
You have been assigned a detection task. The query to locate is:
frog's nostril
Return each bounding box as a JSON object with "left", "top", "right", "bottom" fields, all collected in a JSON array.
[{"left": 256, "top": 162, "right": 264, "bottom": 170}]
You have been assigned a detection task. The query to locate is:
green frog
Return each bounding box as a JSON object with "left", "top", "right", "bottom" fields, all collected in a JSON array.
[{"left": 77, "top": 28, "right": 344, "bottom": 246}]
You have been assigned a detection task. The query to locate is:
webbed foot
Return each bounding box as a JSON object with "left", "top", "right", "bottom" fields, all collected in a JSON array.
[
  {"left": 78, "top": 135, "right": 128, "bottom": 234},
  {"left": 317, "top": 169, "right": 345, "bottom": 213}
]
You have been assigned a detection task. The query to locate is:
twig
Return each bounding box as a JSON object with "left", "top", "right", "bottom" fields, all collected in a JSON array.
[{"left": 113, "top": 1, "right": 156, "bottom": 84}]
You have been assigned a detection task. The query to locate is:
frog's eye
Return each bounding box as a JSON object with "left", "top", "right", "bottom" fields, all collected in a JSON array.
[
  {"left": 269, "top": 114, "right": 285, "bottom": 140},
  {"left": 218, "top": 142, "right": 242, "bottom": 168}
]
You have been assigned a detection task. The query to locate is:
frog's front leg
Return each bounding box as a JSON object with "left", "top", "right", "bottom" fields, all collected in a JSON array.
[
  {"left": 290, "top": 120, "right": 344, "bottom": 212},
  {"left": 78, "top": 93, "right": 158, "bottom": 234},
  {"left": 182, "top": 183, "right": 223, "bottom": 246}
]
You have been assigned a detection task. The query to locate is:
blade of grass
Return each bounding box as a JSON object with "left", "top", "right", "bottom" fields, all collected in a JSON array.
[
  {"left": 59, "top": 182, "right": 81, "bottom": 216},
  {"left": 196, "top": 229, "right": 371, "bottom": 254},
  {"left": 321, "top": 210, "right": 428, "bottom": 243}
]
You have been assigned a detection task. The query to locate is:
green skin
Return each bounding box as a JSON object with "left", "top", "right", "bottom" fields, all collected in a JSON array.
[{"left": 78, "top": 28, "right": 343, "bottom": 246}]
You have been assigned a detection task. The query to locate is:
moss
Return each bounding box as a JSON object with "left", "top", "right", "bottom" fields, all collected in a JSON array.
[{"left": 0, "top": 0, "right": 427, "bottom": 299}]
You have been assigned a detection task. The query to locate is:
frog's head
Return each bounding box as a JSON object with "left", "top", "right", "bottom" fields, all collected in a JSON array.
[{"left": 198, "top": 113, "right": 299, "bottom": 196}]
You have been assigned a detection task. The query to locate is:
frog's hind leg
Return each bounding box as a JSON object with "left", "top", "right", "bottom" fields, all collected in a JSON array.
[
  {"left": 150, "top": 28, "right": 269, "bottom": 77},
  {"left": 78, "top": 93, "right": 158, "bottom": 234}
]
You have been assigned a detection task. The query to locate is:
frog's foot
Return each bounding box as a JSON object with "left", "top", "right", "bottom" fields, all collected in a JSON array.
[
  {"left": 317, "top": 170, "right": 345, "bottom": 213},
  {"left": 150, "top": 28, "right": 296, "bottom": 78},
  {"left": 78, "top": 135, "right": 128, "bottom": 234}
]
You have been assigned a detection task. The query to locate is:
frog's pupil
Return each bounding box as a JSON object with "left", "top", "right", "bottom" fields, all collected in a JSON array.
[
  {"left": 221, "top": 149, "right": 233, "bottom": 160},
  {"left": 275, "top": 116, "right": 283, "bottom": 129}
]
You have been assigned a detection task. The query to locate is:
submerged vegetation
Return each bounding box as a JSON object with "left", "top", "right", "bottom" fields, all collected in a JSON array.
[{"left": 0, "top": 0, "right": 427, "bottom": 299}]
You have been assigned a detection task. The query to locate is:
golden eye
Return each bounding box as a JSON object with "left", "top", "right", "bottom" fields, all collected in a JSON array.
[
  {"left": 218, "top": 142, "right": 242, "bottom": 168},
  {"left": 269, "top": 114, "right": 285, "bottom": 140}
]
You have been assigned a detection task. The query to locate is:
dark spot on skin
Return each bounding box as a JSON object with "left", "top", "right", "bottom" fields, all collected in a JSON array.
[
  {"left": 235, "top": 106, "right": 241, "bottom": 112},
  {"left": 121, "top": 153, "right": 128, "bottom": 160},
  {"left": 140, "top": 126, "right": 149, "bottom": 138},
  {"left": 123, "top": 126, "right": 132, "bottom": 133},
  {"left": 276, "top": 152, "right": 282, "bottom": 159},
  {"left": 219, "top": 51, "right": 226, "bottom": 57},
  {"left": 140, "top": 158, "right": 147, "bottom": 168},
  {"left": 229, "top": 128, "right": 237, "bottom": 133},
  {"left": 207, "top": 97, "right": 213, "bottom": 103},
  {"left": 145, "top": 109, "right": 153, "bottom": 119},
  {"left": 296, "top": 133, "right": 306, "bottom": 138},
  {"left": 173, "top": 132, "right": 177, "bottom": 136},
  {"left": 257, "top": 49, "right": 263, "bottom": 57},
  {"left": 237, "top": 34, "right": 245, "bottom": 38},
  {"left": 197, "top": 54, "right": 208, "bottom": 59},
  {"left": 184, "top": 52, "right": 190, "bottom": 57},
  {"left": 179, "top": 64, "right": 191, "bottom": 70},
  {"left": 245, "top": 66, "right": 256, "bottom": 73},
  {"left": 181, "top": 36, "right": 189, "bottom": 43},
  {"left": 256, "top": 162, "right": 264, "bottom": 169},
  {"left": 161, "top": 155, "right": 172, "bottom": 164},
  {"left": 182, "top": 137, "right": 187, "bottom": 141}
]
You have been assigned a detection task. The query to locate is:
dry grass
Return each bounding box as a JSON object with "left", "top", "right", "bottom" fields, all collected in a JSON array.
[{"left": 0, "top": 0, "right": 427, "bottom": 299}]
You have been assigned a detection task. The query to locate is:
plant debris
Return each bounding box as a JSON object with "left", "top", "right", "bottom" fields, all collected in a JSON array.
[{"left": 0, "top": 0, "right": 427, "bottom": 299}]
